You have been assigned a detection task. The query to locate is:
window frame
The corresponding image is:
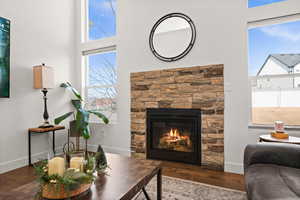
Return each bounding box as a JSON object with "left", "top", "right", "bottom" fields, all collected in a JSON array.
[
  {"left": 247, "top": 10, "right": 300, "bottom": 127},
  {"left": 84, "top": 50, "right": 117, "bottom": 122},
  {"left": 78, "top": 0, "right": 118, "bottom": 123}
]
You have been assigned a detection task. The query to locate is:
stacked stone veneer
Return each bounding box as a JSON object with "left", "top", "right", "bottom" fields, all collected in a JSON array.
[{"left": 130, "top": 65, "right": 224, "bottom": 170}]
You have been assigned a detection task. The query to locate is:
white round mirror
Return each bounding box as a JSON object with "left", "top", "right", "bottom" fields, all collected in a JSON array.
[{"left": 149, "top": 13, "right": 196, "bottom": 62}]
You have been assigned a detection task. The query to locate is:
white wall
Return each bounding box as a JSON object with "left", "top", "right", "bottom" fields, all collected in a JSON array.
[
  {"left": 294, "top": 63, "right": 300, "bottom": 87},
  {"left": 0, "top": 0, "right": 76, "bottom": 173},
  {"left": 294, "top": 63, "right": 300, "bottom": 73},
  {"left": 257, "top": 57, "right": 292, "bottom": 89},
  {"left": 259, "top": 57, "right": 288, "bottom": 75},
  {"left": 89, "top": 0, "right": 300, "bottom": 174},
  {"left": 87, "top": 0, "right": 249, "bottom": 173}
]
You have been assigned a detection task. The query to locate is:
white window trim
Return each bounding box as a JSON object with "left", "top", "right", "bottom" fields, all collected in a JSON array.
[
  {"left": 77, "top": 0, "right": 117, "bottom": 124},
  {"left": 247, "top": 0, "right": 300, "bottom": 24},
  {"left": 247, "top": 0, "right": 300, "bottom": 127}
]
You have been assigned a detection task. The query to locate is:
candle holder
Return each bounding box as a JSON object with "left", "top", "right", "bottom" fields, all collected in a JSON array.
[
  {"left": 34, "top": 153, "right": 95, "bottom": 199},
  {"left": 274, "top": 121, "right": 285, "bottom": 133}
]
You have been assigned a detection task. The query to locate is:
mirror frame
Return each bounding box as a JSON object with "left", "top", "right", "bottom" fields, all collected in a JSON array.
[{"left": 149, "top": 13, "right": 196, "bottom": 62}]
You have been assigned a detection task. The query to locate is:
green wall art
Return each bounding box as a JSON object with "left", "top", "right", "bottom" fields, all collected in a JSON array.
[{"left": 0, "top": 17, "right": 10, "bottom": 98}]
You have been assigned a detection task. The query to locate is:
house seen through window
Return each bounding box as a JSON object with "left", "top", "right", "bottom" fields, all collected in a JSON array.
[{"left": 248, "top": 20, "right": 300, "bottom": 125}]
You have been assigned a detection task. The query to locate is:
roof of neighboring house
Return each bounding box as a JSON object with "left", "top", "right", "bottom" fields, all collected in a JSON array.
[
  {"left": 271, "top": 54, "right": 300, "bottom": 68},
  {"left": 257, "top": 54, "right": 300, "bottom": 75}
]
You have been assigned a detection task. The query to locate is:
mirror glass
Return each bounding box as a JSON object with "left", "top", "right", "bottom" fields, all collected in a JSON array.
[{"left": 150, "top": 13, "right": 196, "bottom": 62}]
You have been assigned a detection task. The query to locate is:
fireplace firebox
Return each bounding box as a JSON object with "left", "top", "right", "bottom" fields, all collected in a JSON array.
[{"left": 146, "top": 108, "right": 201, "bottom": 165}]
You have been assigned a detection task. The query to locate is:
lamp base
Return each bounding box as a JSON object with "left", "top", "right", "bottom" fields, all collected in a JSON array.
[{"left": 39, "top": 122, "right": 54, "bottom": 128}]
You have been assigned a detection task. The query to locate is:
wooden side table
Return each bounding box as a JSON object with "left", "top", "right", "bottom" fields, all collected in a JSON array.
[
  {"left": 259, "top": 134, "right": 300, "bottom": 145},
  {"left": 28, "top": 126, "right": 65, "bottom": 166}
]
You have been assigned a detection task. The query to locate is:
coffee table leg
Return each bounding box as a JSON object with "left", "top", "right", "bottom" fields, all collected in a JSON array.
[
  {"left": 142, "top": 188, "right": 151, "bottom": 200},
  {"left": 157, "top": 168, "right": 162, "bottom": 200}
]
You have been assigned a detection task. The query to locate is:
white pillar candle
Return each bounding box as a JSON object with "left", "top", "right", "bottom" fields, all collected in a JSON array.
[
  {"left": 48, "top": 157, "right": 65, "bottom": 176},
  {"left": 70, "top": 157, "right": 84, "bottom": 172}
]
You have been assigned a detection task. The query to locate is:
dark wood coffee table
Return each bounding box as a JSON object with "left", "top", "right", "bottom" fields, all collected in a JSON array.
[{"left": 0, "top": 153, "right": 162, "bottom": 200}]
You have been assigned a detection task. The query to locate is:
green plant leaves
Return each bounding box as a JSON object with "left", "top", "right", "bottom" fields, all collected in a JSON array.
[
  {"left": 71, "top": 99, "right": 82, "bottom": 110},
  {"left": 82, "top": 127, "right": 90, "bottom": 140},
  {"left": 54, "top": 112, "right": 74, "bottom": 125},
  {"left": 75, "top": 109, "right": 90, "bottom": 139},
  {"left": 60, "top": 82, "right": 83, "bottom": 101},
  {"left": 88, "top": 110, "right": 109, "bottom": 124},
  {"left": 55, "top": 82, "right": 110, "bottom": 140},
  {"left": 34, "top": 159, "right": 96, "bottom": 196}
]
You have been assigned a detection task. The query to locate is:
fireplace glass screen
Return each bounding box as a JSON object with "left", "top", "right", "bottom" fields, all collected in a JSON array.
[
  {"left": 151, "top": 120, "right": 193, "bottom": 152},
  {"left": 147, "top": 108, "right": 201, "bottom": 164}
]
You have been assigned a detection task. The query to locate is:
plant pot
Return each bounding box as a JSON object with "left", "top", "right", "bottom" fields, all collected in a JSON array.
[
  {"left": 69, "top": 120, "right": 81, "bottom": 137},
  {"left": 97, "top": 169, "right": 107, "bottom": 177},
  {"left": 42, "top": 183, "right": 91, "bottom": 199}
]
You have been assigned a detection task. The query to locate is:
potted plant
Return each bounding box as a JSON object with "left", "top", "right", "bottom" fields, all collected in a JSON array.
[{"left": 54, "top": 82, "right": 109, "bottom": 156}]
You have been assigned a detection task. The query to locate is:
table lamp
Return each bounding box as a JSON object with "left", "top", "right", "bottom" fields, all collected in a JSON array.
[{"left": 33, "top": 63, "right": 55, "bottom": 128}]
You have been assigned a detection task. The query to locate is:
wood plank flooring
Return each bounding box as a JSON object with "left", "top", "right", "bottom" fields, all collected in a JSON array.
[
  {"left": 0, "top": 161, "right": 244, "bottom": 195},
  {"left": 161, "top": 161, "right": 245, "bottom": 191},
  {"left": 0, "top": 158, "right": 245, "bottom": 194}
]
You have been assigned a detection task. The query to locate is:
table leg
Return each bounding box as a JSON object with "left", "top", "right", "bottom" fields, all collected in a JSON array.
[
  {"left": 157, "top": 168, "right": 162, "bottom": 200},
  {"left": 28, "top": 131, "right": 31, "bottom": 166},
  {"left": 142, "top": 188, "right": 151, "bottom": 200},
  {"left": 53, "top": 131, "right": 55, "bottom": 156}
]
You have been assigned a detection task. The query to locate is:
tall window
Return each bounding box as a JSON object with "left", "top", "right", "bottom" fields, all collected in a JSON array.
[
  {"left": 248, "top": 20, "right": 300, "bottom": 125},
  {"left": 82, "top": 0, "right": 117, "bottom": 122},
  {"left": 248, "top": 0, "right": 287, "bottom": 8},
  {"left": 88, "top": 0, "right": 116, "bottom": 40},
  {"left": 85, "top": 52, "right": 117, "bottom": 122}
]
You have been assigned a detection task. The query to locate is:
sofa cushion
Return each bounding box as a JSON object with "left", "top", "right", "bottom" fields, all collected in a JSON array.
[{"left": 245, "top": 164, "right": 300, "bottom": 200}]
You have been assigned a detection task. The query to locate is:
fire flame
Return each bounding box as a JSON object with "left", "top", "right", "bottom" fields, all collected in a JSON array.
[
  {"left": 167, "top": 128, "right": 188, "bottom": 141},
  {"left": 169, "top": 128, "right": 179, "bottom": 137},
  {"left": 159, "top": 128, "right": 192, "bottom": 151}
]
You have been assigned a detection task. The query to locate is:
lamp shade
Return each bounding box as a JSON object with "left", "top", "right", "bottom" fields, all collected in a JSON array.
[{"left": 33, "top": 64, "right": 54, "bottom": 89}]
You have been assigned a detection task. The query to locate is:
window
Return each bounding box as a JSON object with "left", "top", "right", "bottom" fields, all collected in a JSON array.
[
  {"left": 81, "top": 0, "right": 117, "bottom": 123},
  {"left": 248, "top": 20, "right": 300, "bottom": 125},
  {"left": 85, "top": 52, "right": 117, "bottom": 122},
  {"left": 88, "top": 0, "right": 116, "bottom": 40},
  {"left": 248, "top": 0, "right": 287, "bottom": 8}
]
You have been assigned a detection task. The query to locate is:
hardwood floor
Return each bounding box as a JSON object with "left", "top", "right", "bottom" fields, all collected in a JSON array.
[
  {"left": 0, "top": 159, "right": 245, "bottom": 194},
  {"left": 0, "top": 165, "right": 36, "bottom": 193},
  {"left": 161, "top": 161, "right": 245, "bottom": 191}
]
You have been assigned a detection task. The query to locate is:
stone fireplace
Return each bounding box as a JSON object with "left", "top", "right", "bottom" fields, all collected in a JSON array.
[{"left": 130, "top": 64, "right": 224, "bottom": 170}]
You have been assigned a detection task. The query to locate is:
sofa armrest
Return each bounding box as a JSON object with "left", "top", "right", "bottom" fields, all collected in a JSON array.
[{"left": 244, "top": 143, "right": 300, "bottom": 172}]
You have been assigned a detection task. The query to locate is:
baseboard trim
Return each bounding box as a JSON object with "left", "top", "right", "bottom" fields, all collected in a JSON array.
[
  {"left": 0, "top": 147, "right": 63, "bottom": 174},
  {"left": 87, "top": 144, "right": 131, "bottom": 156},
  {"left": 225, "top": 162, "right": 244, "bottom": 174}
]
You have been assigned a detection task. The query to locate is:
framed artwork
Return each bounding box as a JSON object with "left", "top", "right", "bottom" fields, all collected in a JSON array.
[{"left": 0, "top": 16, "right": 10, "bottom": 98}]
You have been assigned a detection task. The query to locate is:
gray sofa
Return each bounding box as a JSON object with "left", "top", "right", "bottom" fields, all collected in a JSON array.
[{"left": 244, "top": 143, "right": 300, "bottom": 200}]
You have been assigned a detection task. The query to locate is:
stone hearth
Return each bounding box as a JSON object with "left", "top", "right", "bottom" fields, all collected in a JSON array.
[{"left": 130, "top": 65, "right": 224, "bottom": 170}]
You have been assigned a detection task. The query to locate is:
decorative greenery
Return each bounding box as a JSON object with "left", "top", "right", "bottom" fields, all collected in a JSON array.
[
  {"left": 34, "top": 83, "right": 111, "bottom": 198},
  {"left": 54, "top": 82, "right": 109, "bottom": 140},
  {"left": 95, "top": 145, "right": 109, "bottom": 172},
  {"left": 34, "top": 154, "right": 97, "bottom": 198}
]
